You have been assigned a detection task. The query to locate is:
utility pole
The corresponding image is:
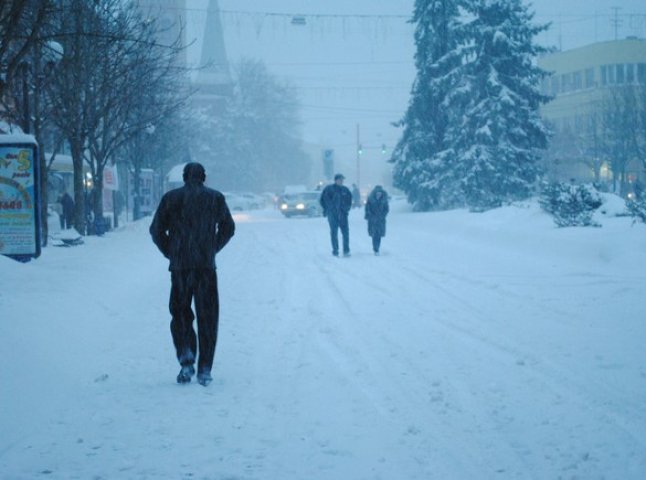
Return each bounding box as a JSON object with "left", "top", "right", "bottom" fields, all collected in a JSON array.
[
  {"left": 356, "top": 123, "right": 361, "bottom": 190},
  {"left": 611, "top": 7, "right": 622, "bottom": 40}
]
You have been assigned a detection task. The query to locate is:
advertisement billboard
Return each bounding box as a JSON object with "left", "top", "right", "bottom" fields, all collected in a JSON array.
[{"left": 0, "top": 135, "right": 41, "bottom": 260}]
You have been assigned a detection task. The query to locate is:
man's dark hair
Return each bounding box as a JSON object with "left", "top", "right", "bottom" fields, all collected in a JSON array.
[{"left": 183, "top": 162, "right": 206, "bottom": 183}]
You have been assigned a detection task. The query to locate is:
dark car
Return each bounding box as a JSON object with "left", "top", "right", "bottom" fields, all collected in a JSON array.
[{"left": 279, "top": 191, "right": 323, "bottom": 218}]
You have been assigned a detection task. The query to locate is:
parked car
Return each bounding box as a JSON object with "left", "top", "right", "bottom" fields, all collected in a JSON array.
[
  {"left": 224, "top": 192, "right": 262, "bottom": 211},
  {"left": 279, "top": 191, "right": 323, "bottom": 218}
]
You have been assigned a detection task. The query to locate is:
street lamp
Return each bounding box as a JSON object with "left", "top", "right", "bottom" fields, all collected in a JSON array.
[
  {"left": 19, "top": 41, "right": 63, "bottom": 134},
  {"left": 15, "top": 41, "right": 64, "bottom": 247}
]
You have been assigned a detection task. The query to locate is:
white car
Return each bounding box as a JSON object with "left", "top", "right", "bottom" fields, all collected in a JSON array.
[
  {"left": 224, "top": 192, "right": 262, "bottom": 211},
  {"left": 279, "top": 191, "right": 323, "bottom": 218}
]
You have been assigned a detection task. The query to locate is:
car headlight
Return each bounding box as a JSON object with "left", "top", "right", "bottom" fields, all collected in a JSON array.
[
  {"left": 280, "top": 203, "right": 288, "bottom": 210},
  {"left": 296, "top": 203, "right": 306, "bottom": 210}
]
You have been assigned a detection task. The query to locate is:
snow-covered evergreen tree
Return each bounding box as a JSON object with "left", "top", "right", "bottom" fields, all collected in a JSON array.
[
  {"left": 390, "top": 0, "right": 467, "bottom": 211},
  {"left": 451, "top": 0, "right": 550, "bottom": 210}
]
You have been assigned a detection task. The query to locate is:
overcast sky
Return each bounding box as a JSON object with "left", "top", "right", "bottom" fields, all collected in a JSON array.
[{"left": 185, "top": 0, "right": 646, "bottom": 186}]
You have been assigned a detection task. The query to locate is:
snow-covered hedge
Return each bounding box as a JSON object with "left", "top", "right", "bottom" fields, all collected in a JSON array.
[
  {"left": 627, "top": 198, "right": 646, "bottom": 224},
  {"left": 539, "top": 182, "right": 603, "bottom": 227}
]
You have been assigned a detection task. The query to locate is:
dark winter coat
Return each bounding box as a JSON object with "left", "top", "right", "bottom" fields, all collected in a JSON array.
[
  {"left": 364, "top": 187, "right": 389, "bottom": 238},
  {"left": 149, "top": 182, "right": 235, "bottom": 271},
  {"left": 60, "top": 192, "right": 74, "bottom": 224},
  {"left": 320, "top": 183, "right": 352, "bottom": 219}
]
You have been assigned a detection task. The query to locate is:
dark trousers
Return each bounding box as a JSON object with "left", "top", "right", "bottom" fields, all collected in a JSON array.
[
  {"left": 169, "top": 269, "right": 219, "bottom": 374},
  {"left": 328, "top": 214, "right": 349, "bottom": 254},
  {"left": 60, "top": 213, "right": 73, "bottom": 229},
  {"left": 372, "top": 235, "right": 382, "bottom": 253}
]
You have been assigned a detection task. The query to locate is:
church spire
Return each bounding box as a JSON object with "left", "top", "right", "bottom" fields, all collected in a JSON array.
[{"left": 195, "top": 0, "right": 231, "bottom": 87}]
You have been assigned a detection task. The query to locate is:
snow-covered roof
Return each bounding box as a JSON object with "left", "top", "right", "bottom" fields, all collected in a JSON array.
[
  {"left": 166, "top": 163, "right": 187, "bottom": 183},
  {"left": 48, "top": 154, "right": 74, "bottom": 172},
  {"left": 0, "top": 133, "right": 37, "bottom": 145}
]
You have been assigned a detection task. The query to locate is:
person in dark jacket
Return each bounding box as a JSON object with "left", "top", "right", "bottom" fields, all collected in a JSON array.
[
  {"left": 364, "top": 185, "right": 389, "bottom": 255},
  {"left": 58, "top": 191, "right": 74, "bottom": 229},
  {"left": 149, "top": 162, "right": 235, "bottom": 386},
  {"left": 320, "top": 173, "right": 353, "bottom": 257}
]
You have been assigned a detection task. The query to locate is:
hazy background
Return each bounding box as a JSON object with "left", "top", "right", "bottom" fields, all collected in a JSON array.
[{"left": 184, "top": 0, "right": 646, "bottom": 189}]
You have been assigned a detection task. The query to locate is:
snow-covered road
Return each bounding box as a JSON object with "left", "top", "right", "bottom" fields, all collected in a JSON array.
[{"left": 2, "top": 201, "right": 645, "bottom": 479}]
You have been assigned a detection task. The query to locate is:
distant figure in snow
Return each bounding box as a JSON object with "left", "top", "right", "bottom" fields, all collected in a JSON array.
[
  {"left": 320, "top": 173, "right": 353, "bottom": 257},
  {"left": 351, "top": 183, "right": 361, "bottom": 208},
  {"left": 364, "top": 185, "right": 389, "bottom": 255},
  {"left": 149, "top": 162, "right": 235, "bottom": 386},
  {"left": 58, "top": 191, "right": 74, "bottom": 230}
]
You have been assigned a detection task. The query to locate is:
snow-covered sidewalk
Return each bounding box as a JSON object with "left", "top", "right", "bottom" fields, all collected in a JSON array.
[{"left": 2, "top": 200, "right": 646, "bottom": 479}]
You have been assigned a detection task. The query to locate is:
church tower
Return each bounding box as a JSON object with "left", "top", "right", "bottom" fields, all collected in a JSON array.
[{"left": 192, "top": 0, "right": 234, "bottom": 109}]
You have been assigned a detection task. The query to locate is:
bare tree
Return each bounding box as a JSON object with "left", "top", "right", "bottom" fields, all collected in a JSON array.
[
  {"left": 0, "top": 0, "right": 53, "bottom": 112},
  {"left": 201, "top": 58, "right": 309, "bottom": 193},
  {"left": 633, "top": 86, "right": 646, "bottom": 171},
  {"left": 580, "top": 111, "right": 606, "bottom": 184},
  {"left": 1, "top": 1, "right": 61, "bottom": 246},
  {"left": 600, "top": 85, "right": 645, "bottom": 195},
  {"left": 48, "top": 0, "right": 189, "bottom": 232},
  {"left": 46, "top": 0, "right": 98, "bottom": 232},
  {"left": 82, "top": 0, "right": 189, "bottom": 226}
]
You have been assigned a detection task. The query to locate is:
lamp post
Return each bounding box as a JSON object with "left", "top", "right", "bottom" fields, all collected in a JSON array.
[
  {"left": 132, "top": 123, "right": 155, "bottom": 222},
  {"left": 20, "top": 62, "right": 30, "bottom": 133},
  {"left": 17, "top": 41, "right": 63, "bottom": 247},
  {"left": 356, "top": 123, "right": 361, "bottom": 190}
]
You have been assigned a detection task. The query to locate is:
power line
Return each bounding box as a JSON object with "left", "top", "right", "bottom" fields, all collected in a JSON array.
[
  {"left": 182, "top": 7, "right": 410, "bottom": 20},
  {"left": 299, "top": 103, "right": 402, "bottom": 115},
  {"left": 253, "top": 60, "right": 411, "bottom": 67}
]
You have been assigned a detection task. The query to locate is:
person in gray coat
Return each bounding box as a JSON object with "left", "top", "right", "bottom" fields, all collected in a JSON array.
[{"left": 364, "top": 185, "right": 389, "bottom": 255}]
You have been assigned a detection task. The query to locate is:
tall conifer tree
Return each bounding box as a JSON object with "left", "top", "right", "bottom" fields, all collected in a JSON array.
[
  {"left": 390, "top": 0, "right": 467, "bottom": 211},
  {"left": 451, "top": 0, "right": 550, "bottom": 210}
]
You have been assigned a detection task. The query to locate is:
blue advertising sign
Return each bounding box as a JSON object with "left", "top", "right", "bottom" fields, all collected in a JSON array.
[{"left": 0, "top": 134, "right": 41, "bottom": 261}]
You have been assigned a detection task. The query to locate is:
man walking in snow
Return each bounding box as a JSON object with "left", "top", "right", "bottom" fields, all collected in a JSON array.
[
  {"left": 320, "top": 173, "right": 353, "bottom": 257},
  {"left": 58, "top": 190, "right": 75, "bottom": 230},
  {"left": 150, "top": 162, "right": 235, "bottom": 386}
]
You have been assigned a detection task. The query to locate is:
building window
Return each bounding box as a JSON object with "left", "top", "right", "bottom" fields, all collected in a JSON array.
[
  {"left": 561, "top": 73, "right": 571, "bottom": 93},
  {"left": 616, "top": 64, "right": 625, "bottom": 84},
  {"left": 585, "top": 68, "right": 594, "bottom": 88},
  {"left": 551, "top": 75, "right": 559, "bottom": 95},
  {"left": 608, "top": 64, "right": 616, "bottom": 84},
  {"left": 626, "top": 64, "right": 635, "bottom": 83},
  {"left": 638, "top": 63, "right": 646, "bottom": 84},
  {"left": 573, "top": 71, "right": 582, "bottom": 90},
  {"left": 601, "top": 65, "right": 607, "bottom": 86}
]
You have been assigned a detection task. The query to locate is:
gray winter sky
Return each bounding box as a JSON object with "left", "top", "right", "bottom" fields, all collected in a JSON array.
[{"left": 185, "top": 0, "right": 646, "bottom": 187}]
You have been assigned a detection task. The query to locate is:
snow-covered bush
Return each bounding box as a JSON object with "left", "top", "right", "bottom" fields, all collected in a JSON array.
[
  {"left": 627, "top": 197, "right": 646, "bottom": 224},
  {"left": 539, "top": 182, "right": 603, "bottom": 227}
]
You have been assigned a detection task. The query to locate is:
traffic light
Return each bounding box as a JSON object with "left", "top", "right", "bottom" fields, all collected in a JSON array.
[
  {"left": 358, "top": 144, "right": 363, "bottom": 155},
  {"left": 381, "top": 144, "right": 387, "bottom": 155}
]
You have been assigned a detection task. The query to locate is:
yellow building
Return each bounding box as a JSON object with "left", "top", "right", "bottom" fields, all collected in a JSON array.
[{"left": 538, "top": 38, "right": 646, "bottom": 191}]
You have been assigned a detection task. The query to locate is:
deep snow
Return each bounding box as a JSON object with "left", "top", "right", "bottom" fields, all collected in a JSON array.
[{"left": 1, "top": 197, "right": 646, "bottom": 479}]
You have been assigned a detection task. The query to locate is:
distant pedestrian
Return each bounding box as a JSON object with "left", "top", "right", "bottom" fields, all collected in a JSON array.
[
  {"left": 364, "top": 185, "right": 389, "bottom": 255},
  {"left": 58, "top": 191, "right": 74, "bottom": 230},
  {"left": 149, "top": 162, "right": 235, "bottom": 386},
  {"left": 320, "top": 173, "right": 353, "bottom": 257},
  {"left": 352, "top": 183, "right": 361, "bottom": 208}
]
